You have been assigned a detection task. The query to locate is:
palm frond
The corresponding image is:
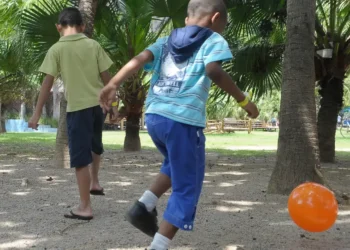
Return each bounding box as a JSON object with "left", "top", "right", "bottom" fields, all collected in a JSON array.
[
  {"left": 21, "top": 0, "right": 76, "bottom": 68},
  {"left": 225, "top": 0, "right": 285, "bottom": 38},
  {"left": 147, "top": 0, "right": 188, "bottom": 28}
]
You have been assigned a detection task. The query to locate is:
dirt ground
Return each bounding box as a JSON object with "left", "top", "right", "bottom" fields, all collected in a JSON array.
[{"left": 1, "top": 146, "right": 350, "bottom": 250}]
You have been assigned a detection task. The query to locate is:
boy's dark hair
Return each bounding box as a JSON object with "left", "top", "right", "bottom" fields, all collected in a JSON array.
[
  {"left": 187, "top": 0, "right": 227, "bottom": 21},
  {"left": 58, "top": 7, "right": 83, "bottom": 27}
]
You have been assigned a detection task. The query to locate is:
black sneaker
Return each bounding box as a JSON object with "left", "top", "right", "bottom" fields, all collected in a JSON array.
[{"left": 126, "top": 201, "right": 159, "bottom": 237}]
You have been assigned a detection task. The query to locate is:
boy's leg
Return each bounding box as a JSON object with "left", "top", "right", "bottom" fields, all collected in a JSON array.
[
  {"left": 75, "top": 167, "right": 92, "bottom": 216},
  {"left": 127, "top": 114, "right": 171, "bottom": 237},
  {"left": 64, "top": 108, "right": 95, "bottom": 219},
  {"left": 90, "top": 152, "right": 102, "bottom": 191},
  {"left": 149, "top": 121, "right": 206, "bottom": 250},
  {"left": 149, "top": 173, "right": 171, "bottom": 198},
  {"left": 90, "top": 106, "right": 105, "bottom": 194}
]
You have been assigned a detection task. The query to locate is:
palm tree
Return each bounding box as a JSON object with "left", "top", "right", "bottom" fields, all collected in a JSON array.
[
  {"left": 344, "top": 78, "right": 350, "bottom": 106},
  {"left": 21, "top": 0, "right": 188, "bottom": 152},
  {"left": 94, "top": 0, "right": 187, "bottom": 151},
  {"left": 0, "top": 36, "right": 37, "bottom": 133},
  {"left": 0, "top": 1, "right": 39, "bottom": 132},
  {"left": 79, "top": 0, "right": 98, "bottom": 37},
  {"left": 268, "top": 0, "right": 324, "bottom": 194},
  {"left": 225, "top": 0, "right": 350, "bottom": 162},
  {"left": 315, "top": 0, "right": 350, "bottom": 162}
]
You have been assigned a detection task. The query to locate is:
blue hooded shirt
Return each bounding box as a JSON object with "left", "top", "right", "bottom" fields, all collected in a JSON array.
[
  {"left": 168, "top": 25, "right": 213, "bottom": 64},
  {"left": 144, "top": 26, "right": 233, "bottom": 128}
]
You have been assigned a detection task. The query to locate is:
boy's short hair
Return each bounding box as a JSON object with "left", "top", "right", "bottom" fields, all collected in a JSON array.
[
  {"left": 58, "top": 7, "right": 83, "bottom": 27},
  {"left": 187, "top": 0, "right": 227, "bottom": 21}
]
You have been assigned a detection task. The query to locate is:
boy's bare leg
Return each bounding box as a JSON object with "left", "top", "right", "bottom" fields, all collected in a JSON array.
[
  {"left": 158, "top": 221, "right": 178, "bottom": 239},
  {"left": 90, "top": 152, "right": 103, "bottom": 191},
  {"left": 149, "top": 173, "right": 171, "bottom": 198},
  {"left": 74, "top": 167, "right": 93, "bottom": 216},
  {"left": 147, "top": 175, "right": 177, "bottom": 249}
]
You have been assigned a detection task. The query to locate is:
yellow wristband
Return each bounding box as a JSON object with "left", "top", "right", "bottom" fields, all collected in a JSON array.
[
  {"left": 238, "top": 97, "right": 249, "bottom": 108},
  {"left": 111, "top": 102, "right": 118, "bottom": 107}
]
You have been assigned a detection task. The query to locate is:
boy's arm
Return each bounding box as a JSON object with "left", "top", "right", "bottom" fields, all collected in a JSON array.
[
  {"left": 28, "top": 75, "right": 55, "bottom": 129},
  {"left": 100, "top": 71, "right": 112, "bottom": 86},
  {"left": 206, "top": 62, "right": 259, "bottom": 118},
  {"left": 109, "top": 50, "right": 153, "bottom": 89},
  {"left": 99, "top": 50, "right": 154, "bottom": 112}
]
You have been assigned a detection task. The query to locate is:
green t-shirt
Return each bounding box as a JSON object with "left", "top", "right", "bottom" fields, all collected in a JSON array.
[{"left": 39, "top": 33, "right": 113, "bottom": 112}]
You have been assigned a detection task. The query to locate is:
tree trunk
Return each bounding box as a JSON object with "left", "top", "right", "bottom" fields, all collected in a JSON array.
[
  {"left": 79, "top": 0, "right": 98, "bottom": 38},
  {"left": 0, "top": 102, "right": 2, "bottom": 133},
  {"left": 20, "top": 101, "right": 26, "bottom": 120},
  {"left": 42, "top": 104, "right": 47, "bottom": 118},
  {"left": 124, "top": 113, "right": 141, "bottom": 151},
  {"left": 317, "top": 76, "right": 343, "bottom": 162},
  {"left": 52, "top": 81, "right": 62, "bottom": 120},
  {"left": 0, "top": 101, "right": 5, "bottom": 133},
  {"left": 268, "top": 0, "right": 323, "bottom": 194},
  {"left": 32, "top": 93, "right": 38, "bottom": 114},
  {"left": 55, "top": 97, "right": 70, "bottom": 168}
]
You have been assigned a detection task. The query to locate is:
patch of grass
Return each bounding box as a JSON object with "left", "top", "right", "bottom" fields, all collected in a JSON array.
[
  {"left": 0, "top": 131, "right": 349, "bottom": 158},
  {"left": 0, "top": 132, "right": 56, "bottom": 146}
]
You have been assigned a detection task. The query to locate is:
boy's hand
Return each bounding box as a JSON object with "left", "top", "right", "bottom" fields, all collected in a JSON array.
[
  {"left": 109, "top": 106, "right": 119, "bottom": 123},
  {"left": 28, "top": 114, "right": 40, "bottom": 130},
  {"left": 99, "top": 84, "right": 117, "bottom": 113},
  {"left": 243, "top": 102, "right": 259, "bottom": 119}
]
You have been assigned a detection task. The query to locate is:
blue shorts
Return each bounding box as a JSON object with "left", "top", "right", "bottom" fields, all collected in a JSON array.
[
  {"left": 67, "top": 106, "right": 105, "bottom": 168},
  {"left": 145, "top": 114, "right": 206, "bottom": 231}
]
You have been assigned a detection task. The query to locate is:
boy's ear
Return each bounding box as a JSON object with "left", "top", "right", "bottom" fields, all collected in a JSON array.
[
  {"left": 81, "top": 24, "right": 86, "bottom": 33},
  {"left": 211, "top": 12, "right": 221, "bottom": 24},
  {"left": 56, "top": 24, "right": 62, "bottom": 33},
  {"left": 185, "top": 17, "right": 189, "bottom": 25}
]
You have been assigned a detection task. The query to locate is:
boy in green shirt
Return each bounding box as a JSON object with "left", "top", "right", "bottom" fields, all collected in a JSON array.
[{"left": 29, "top": 7, "right": 114, "bottom": 220}]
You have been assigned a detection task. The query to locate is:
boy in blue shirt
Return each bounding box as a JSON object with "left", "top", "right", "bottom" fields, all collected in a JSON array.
[{"left": 100, "top": 0, "right": 259, "bottom": 248}]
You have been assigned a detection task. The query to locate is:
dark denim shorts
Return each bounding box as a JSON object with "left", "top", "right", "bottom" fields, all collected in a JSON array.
[{"left": 67, "top": 106, "right": 104, "bottom": 168}]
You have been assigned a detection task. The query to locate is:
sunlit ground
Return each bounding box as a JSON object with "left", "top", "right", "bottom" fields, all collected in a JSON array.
[{"left": 0, "top": 131, "right": 350, "bottom": 249}]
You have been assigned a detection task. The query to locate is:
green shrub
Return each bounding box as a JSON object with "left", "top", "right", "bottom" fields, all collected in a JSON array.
[
  {"left": 39, "top": 117, "right": 58, "bottom": 128},
  {"left": 6, "top": 112, "right": 20, "bottom": 119}
]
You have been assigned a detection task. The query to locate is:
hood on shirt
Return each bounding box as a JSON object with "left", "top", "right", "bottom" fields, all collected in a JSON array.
[{"left": 168, "top": 25, "right": 213, "bottom": 64}]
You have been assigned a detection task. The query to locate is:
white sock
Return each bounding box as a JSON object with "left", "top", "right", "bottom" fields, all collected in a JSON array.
[
  {"left": 149, "top": 233, "right": 171, "bottom": 250},
  {"left": 138, "top": 190, "right": 158, "bottom": 212}
]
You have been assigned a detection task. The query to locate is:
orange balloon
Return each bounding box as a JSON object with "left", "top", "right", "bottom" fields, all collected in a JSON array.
[{"left": 288, "top": 182, "right": 338, "bottom": 232}]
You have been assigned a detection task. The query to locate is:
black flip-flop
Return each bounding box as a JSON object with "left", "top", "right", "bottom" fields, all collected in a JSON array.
[
  {"left": 90, "top": 188, "right": 105, "bottom": 196},
  {"left": 64, "top": 211, "right": 93, "bottom": 221}
]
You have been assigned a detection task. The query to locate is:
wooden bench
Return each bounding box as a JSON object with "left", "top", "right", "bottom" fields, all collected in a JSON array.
[
  {"left": 265, "top": 122, "right": 278, "bottom": 132},
  {"left": 205, "top": 120, "right": 222, "bottom": 133},
  {"left": 251, "top": 121, "right": 278, "bottom": 132},
  {"left": 252, "top": 121, "right": 266, "bottom": 131},
  {"left": 222, "top": 118, "right": 250, "bottom": 133},
  {"left": 104, "top": 114, "right": 123, "bottom": 130},
  {"left": 104, "top": 115, "right": 146, "bottom": 131}
]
